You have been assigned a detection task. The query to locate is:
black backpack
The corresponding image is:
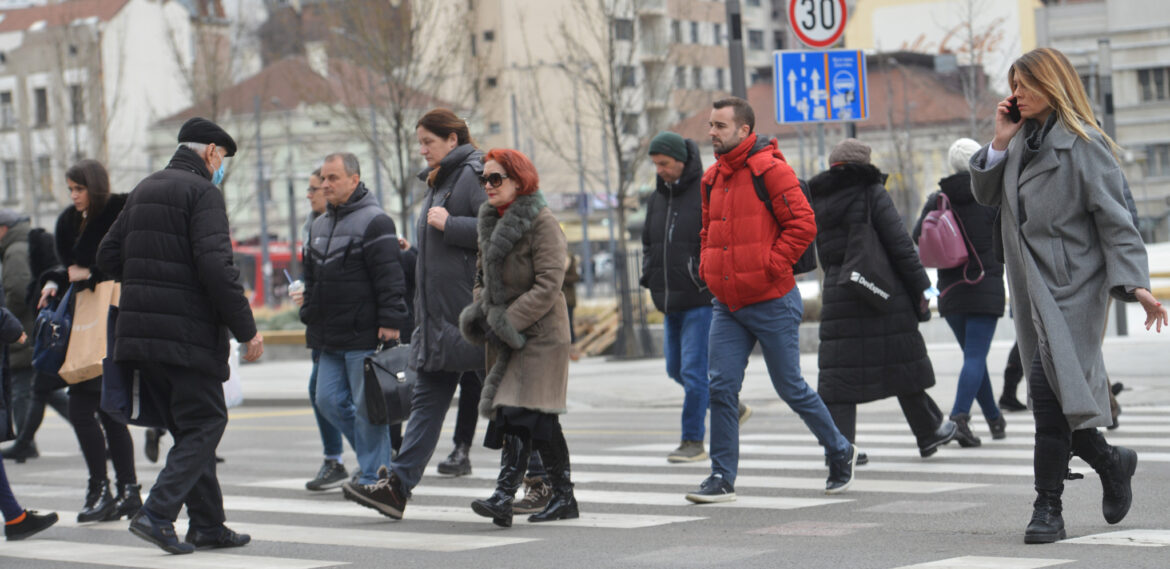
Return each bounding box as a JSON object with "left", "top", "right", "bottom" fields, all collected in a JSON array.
[
  {"left": 705, "top": 176, "right": 818, "bottom": 275},
  {"left": 25, "top": 228, "right": 61, "bottom": 310}
]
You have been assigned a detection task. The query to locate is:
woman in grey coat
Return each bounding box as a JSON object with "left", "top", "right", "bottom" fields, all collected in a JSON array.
[{"left": 970, "top": 48, "right": 1168, "bottom": 544}]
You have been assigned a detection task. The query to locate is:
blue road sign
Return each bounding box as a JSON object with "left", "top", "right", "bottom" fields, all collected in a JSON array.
[{"left": 773, "top": 49, "right": 869, "bottom": 124}]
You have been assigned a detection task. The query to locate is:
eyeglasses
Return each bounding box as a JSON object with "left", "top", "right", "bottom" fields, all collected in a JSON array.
[
  {"left": 478, "top": 173, "right": 509, "bottom": 189},
  {"left": 308, "top": 186, "right": 323, "bottom": 193}
]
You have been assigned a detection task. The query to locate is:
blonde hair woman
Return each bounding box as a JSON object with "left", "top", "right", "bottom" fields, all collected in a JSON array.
[{"left": 970, "top": 48, "right": 1168, "bottom": 544}]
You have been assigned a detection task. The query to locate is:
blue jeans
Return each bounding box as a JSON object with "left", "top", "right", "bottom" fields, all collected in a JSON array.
[
  {"left": 0, "top": 410, "right": 23, "bottom": 521},
  {"left": 309, "top": 349, "right": 350, "bottom": 458},
  {"left": 944, "top": 314, "right": 1002, "bottom": 420},
  {"left": 664, "top": 305, "right": 713, "bottom": 442},
  {"left": 317, "top": 349, "right": 390, "bottom": 484},
  {"left": 707, "top": 289, "right": 850, "bottom": 486}
]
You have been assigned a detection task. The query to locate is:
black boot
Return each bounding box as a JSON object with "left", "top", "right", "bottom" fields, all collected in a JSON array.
[
  {"left": 987, "top": 414, "right": 1007, "bottom": 440},
  {"left": 77, "top": 479, "right": 116, "bottom": 523},
  {"left": 950, "top": 413, "right": 982, "bottom": 447},
  {"left": 437, "top": 442, "right": 472, "bottom": 476},
  {"left": 0, "top": 441, "right": 38, "bottom": 463},
  {"left": 1073, "top": 429, "right": 1137, "bottom": 525},
  {"left": 1025, "top": 490, "right": 1065, "bottom": 544},
  {"left": 1025, "top": 435, "right": 1069, "bottom": 544},
  {"left": 529, "top": 431, "right": 579, "bottom": 523},
  {"left": 106, "top": 483, "right": 143, "bottom": 521},
  {"left": 471, "top": 435, "right": 530, "bottom": 527},
  {"left": 1000, "top": 344, "right": 1027, "bottom": 412}
]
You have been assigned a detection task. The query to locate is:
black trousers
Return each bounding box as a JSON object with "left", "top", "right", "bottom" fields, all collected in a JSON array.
[
  {"left": 828, "top": 390, "right": 943, "bottom": 448},
  {"left": 138, "top": 362, "right": 228, "bottom": 528},
  {"left": 68, "top": 379, "right": 136, "bottom": 485},
  {"left": 1027, "top": 349, "right": 1112, "bottom": 492},
  {"left": 453, "top": 371, "right": 481, "bottom": 446}
]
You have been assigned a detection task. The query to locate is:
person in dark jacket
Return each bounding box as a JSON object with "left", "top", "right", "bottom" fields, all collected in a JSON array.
[
  {"left": 640, "top": 132, "right": 720, "bottom": 464},
  {"left": 0, "top": 299, "right": 59, "bottom": 541},
  {"left": 809, "top": 139, "right": 958, "bottom": 461},
  {"left": 912, "top": 138, "right": 1007, "bottom": 447},
  {"left": 300, "top": 152, "right": 409, "bottom": 488},
  {"left": 36, "top": 160, "right": 141, "bottom": 524},
  {"left": 98, "top": 117, "right": 263, "bottom": 555}
]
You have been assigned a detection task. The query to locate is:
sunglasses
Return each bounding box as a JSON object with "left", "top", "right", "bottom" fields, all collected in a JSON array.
[{"left": 478, "top": 173, "right": 509, "bottom": 189}]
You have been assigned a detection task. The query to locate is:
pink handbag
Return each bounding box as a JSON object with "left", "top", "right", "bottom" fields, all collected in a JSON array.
[{"left": 918, "top": 193, "right": 983, "bottom": 296}]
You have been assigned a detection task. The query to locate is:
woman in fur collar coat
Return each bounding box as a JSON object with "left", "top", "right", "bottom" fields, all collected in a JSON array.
[
  {"left": 37, "top": 160, "right": 140, "bottom": 525},
  {"left": 459, "top": 149, "right": 575, "bottom": 527}
]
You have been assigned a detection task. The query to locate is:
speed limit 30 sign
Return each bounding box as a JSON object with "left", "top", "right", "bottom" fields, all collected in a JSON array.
[{"left": 788, "top": 0, "right": 847, "bottom": 48}]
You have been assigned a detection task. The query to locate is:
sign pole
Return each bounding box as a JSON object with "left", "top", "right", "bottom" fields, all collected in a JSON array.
[{"left": 726, "top": 0, "right": 747, "bottom": 98}]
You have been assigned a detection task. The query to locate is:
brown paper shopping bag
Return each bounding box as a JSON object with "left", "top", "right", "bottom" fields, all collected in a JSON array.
[{"left": 59, "top": 281, "right": 121, "bottom": 384}]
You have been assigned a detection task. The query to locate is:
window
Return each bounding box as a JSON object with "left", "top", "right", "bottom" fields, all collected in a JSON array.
[
  {"left": 70, "top": 84, "right": 85, "bottom": 124},
  {"left": 748, "top": 29, "right": 765, "bottom": 51},
  {"left": 621, "top": 112, "right": 639, "bottom": 136},
  {"left": 619, "top": 65, "right": 636, "bottom": 88},
  {"left": 2, "top": 161, "right": 16, "bottom": 204},
  {"left": 614, "top": 18, "right": 634, "bottom": 41},
  {"left": 675, "top": 66, "right": 686, "bottom": 89},
  {"left": 483, "top": 30, "right": 495, "bottom": 42},
  {"left": 773, "top": 30, "right": 786, "bottom": 50},
  {"left": 671, "top": 20, "right": 681, "bottom": 43},
  {"left": 713, "top": 23, "right": 722, "bottom": 44},
  {"left": 0, "top": 91, "right": 13, "bottom": 130},
  {"left": 34, "top": 87, "right": 48, "bottom": 127},
  {"left": 36, "top": 156, "right": 51, "bottom": 200},
  {"left": 690, "top": 21, "right": 700, "bottom": 44},
  {"left": 716, "top": 68, "right": 725, "bottom": 91},
  {"left": 1147, "top": 144, "right": 1170, "bottom": 177},
  {"left": 1138, "top": 67, "right": 1168, "bottom": 102},
  {"left": 692, "top": 66, "right": 702, "bottom": 90},
  {"left": 485, "top": 76, "right": 498, "bottom": 88},
  {"left": 488, "top": 122, "right": 502, "bottom": 135}
]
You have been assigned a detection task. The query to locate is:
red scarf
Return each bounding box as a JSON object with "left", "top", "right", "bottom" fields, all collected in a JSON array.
[{"left": 714, "top": 133, "right": 758, "bottom": 179}]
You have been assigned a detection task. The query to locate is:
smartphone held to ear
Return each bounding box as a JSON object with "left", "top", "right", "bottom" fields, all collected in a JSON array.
[{"left": 1007, "top": 98, "right": 1021, "bottom": 123}]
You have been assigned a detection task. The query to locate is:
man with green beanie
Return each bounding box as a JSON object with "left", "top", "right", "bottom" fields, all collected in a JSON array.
[{"left": 641, "top": 132, "right": 750, "bottom": 464}]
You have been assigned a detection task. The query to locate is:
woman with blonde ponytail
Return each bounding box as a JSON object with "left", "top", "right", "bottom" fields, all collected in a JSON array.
[{"left": 969, "top": 47, "right": 1168, "bottom": 544}]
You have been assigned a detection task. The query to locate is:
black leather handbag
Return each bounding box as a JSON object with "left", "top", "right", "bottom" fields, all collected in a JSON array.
[
  {"left": 363, "top": 342, "right": 415, "bottom": 426},
  {"left": 31, "top": 285, "right": 73, "bottom": 377},
  {"left": 100, "top": 305, "right": 165, "bottom": 428}
]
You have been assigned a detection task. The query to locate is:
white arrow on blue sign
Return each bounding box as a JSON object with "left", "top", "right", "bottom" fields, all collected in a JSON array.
[{"left": 773, "top": 49, "right": 869, "bottom": 124}]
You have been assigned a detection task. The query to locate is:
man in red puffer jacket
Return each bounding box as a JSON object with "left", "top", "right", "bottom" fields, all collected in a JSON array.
[{"left": 684, "top": 98, "right": 857, "bottom": 505}]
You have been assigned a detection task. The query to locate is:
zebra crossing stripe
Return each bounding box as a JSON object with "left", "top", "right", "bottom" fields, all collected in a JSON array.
[
  {"left": 75, "top": 517, "right": 539, "bottom": 552},
  {"left": 570, "top": 454, "right": 1035, "bottom": 476},
  {"left": 612, "top": 443, "right": 1170, "bottom": 463},
  {"left": 0, "top": 539, "right": 341, "bottom": 569},
  {"left": 743, "top": 433, "right": 1170, "bottom": 449},
  {"left": 889, "top": 555, "right": 1074, "bottom": 568},
  {"left": 1062, "top": 529, "right": 1170, "bottom": 547},
  {"left": 218, "top": 494, "right": 704, "bottom": 529},
  {"left": 411, "top": 486, "right": 849, "bottom": 510}
]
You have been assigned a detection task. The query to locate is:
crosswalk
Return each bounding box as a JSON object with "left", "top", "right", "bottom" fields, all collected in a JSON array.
[{"left": 3, "top": 406, "right": 1170, "bottom": 568}]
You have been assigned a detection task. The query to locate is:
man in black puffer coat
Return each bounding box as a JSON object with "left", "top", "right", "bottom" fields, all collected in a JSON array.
[
  {"left": 98, "top": 117, "right": 261, "bottom": 555},
  {"left": 300, "top": 152, "right": 410, "bottom": 488},
  {"left": 640, "top": 132, "right": 716, "bottom": 464}
]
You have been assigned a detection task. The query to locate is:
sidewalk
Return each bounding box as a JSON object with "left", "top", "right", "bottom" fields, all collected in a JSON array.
[{"left": 238, "top": 335, "right": 1170, "bottom": 411}]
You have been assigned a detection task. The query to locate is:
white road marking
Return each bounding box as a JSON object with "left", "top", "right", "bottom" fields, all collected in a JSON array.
[
  {"left": 1062, "top": 529, "right": 1170, "bottom": 547},
  {"left": 889, "top": 555, "right": 1074, "bottom": 568},
  {"left": 0, "top": 539, "right": 343, "bottom": 569}
]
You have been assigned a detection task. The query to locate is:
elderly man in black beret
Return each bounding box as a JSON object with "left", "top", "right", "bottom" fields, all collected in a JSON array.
[{"left": 98, "top": 117, "right": 263, "bottom": 555}]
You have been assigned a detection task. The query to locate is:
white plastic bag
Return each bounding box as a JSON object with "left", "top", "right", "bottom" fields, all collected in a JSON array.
[{"left": 223, "top": 339, "right": 244, "bottom": 408}]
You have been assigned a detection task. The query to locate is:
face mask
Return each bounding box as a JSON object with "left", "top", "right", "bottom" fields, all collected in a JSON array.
[{"left": 212, "top": 160, "right": 226, "bottom": 185}]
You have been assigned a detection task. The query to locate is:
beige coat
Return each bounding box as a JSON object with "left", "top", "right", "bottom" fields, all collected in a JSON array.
[{"left": 460, "top": 192, "right": 570, "bottom": 417}]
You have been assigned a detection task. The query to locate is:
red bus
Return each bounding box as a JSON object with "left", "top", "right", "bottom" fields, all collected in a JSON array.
[{"left": 232, "top": 241, "right": 302, "bottom": 307}]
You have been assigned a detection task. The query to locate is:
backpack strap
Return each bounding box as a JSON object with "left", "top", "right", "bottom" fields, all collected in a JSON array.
[{"left": 938, "top": 200, "right": 986, "bottom": 297}]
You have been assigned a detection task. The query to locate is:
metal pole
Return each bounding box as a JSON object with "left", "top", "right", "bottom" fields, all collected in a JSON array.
[
  {"left": 573, "top": 85, "right": 594, "bottom": 298},
  {"left": 511, "top": 93, "right": 521, "bottom": 149},
  {"left": 285, "top": 110, "right": 299, "bottom": 278},
  {"left": 254, "top": 95, "right": 273, "bottom": 307},
  {"left": 816, "top": 123, "right": 826, "bottom": 171},
  {"left": 725, "top": 0, "right": 748, "bottom": 98},
  {"left": 1099, "top": 38, "right": 1127, "bottom": 336},
  {"left": 370, "top": 86, "right": 384, "bottom": 207}
]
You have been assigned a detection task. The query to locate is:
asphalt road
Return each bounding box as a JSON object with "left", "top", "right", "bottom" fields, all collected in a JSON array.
[{"left": 3, "top": 366, "right": 1169, "bottom": 569}]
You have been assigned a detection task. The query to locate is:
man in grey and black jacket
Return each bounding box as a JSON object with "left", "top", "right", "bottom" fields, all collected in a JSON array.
[{"left": 300, "top": 152, "right": 410, "bottom": 489}]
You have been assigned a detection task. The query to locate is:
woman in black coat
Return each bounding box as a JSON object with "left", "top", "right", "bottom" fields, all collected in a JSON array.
[
  {"left": 809, "top": 139, "right": 957, "bottom": 459},
  {"left": 912, "top": 138, "right": 1007, "bottom": 448},
  {"left": 37, "top": 160, "right": 139, "bottom": 523}
]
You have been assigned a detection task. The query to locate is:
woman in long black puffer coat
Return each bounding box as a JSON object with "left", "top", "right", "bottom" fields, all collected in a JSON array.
[
  {"left": 36, "top": 160, "right": 139, "bottom": 523},
  {"left": 809, "top": 139, "right": 957, "bottom": 460},
  {"left": 912, "top": 138, "right": 1007, "bottom": 449}
]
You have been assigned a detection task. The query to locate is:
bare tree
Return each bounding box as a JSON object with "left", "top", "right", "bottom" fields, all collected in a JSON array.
[
  {"left": 935, "top": 0, "right": 1010, "bottom": 138},
  {"left": 322, "top": 0, "right": 481, "bottom": 239}
]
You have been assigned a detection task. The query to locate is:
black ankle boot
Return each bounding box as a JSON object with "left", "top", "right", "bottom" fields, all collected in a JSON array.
[
  {"left": 529, "top": 432, "right": 579, "bottom": 523},
  {"left": 1024, "top": 490, "right": 1065, "bottom": 544},
  {"left": 77, "top": 479, "right": 116, "bottom": 523},
  {"left": 471, "top": 435, "right": 530, "bottom": 528},
  {"left": 106, "top": 483, "right": 143, "bottom": 521},
  {"left": 0, "top": 441, "right": 38, "bottom": 463},
  {"left": 950, "top": 413, "right": 982, "bottom": 447},
  {"left": 1096, "top": 446, "right": 1137, "bottom": 524},
  {"left": 987, "top": 414, "right": 1007, "bottom": 440},
  {"left": 437, "top": 442, "right": 472, "bottom": 476}
]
